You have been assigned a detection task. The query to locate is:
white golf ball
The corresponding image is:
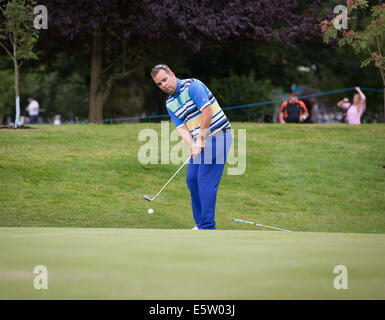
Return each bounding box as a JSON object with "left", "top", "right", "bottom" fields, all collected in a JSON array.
[{"left": 148, "top": 208, "right": 154, "bottom": 214}]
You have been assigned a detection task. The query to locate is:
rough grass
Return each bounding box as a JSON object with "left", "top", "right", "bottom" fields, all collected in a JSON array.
[{"left": 0, "top": 123, "right": 384, "bottom": 233}]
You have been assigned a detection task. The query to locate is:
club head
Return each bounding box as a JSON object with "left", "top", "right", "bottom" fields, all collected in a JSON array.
[{"left": 144, "top": 195, "right": 153, "bottom": 202}]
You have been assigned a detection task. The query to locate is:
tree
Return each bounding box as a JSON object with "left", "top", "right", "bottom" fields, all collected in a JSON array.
[
  {"left": 0, "top": 68, "right": 14, "bottom": 124},
  {"left": 322, "top": 0, "right": 385, "bottom": 120},
  {"left": 41, "top": 0, "right": 323, "bottom": 124},
  {"left": 0, "top": 0, "right": 40, "bottom": 127},
  {"left": 40, "top": 0, "right": 143, "bottom": 124}
]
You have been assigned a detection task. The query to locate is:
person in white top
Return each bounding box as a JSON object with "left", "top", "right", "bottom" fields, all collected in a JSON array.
[{"left": 25, "top": 97, "right": 40, "bottom": 123}]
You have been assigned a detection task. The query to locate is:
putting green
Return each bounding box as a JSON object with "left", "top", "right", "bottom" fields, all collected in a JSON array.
[{"left": 0, "top": 227, "right": 384, "bottom": 299}]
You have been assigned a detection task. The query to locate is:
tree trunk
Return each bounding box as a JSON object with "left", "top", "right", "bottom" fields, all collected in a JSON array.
[
  {"left": 13, "top": 56, "right": 20, "bottom": 128},
  {"left": 377, "top": 69, "right": 385, "bottom": 120},
  {"left": 375, "top": 36, "right": 385, "bottom": 123},
  {"left": 380, "top": 70, "right": 385, "bottom": 123},
  {"left": 95, "top": 92, "right": 104, "bottom": 124},
  {"left": 89, "top": 35, "right": 104, "bottom": 124}
]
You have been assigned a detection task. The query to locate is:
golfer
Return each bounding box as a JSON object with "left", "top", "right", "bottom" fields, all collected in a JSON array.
[{"left": 151, "top": 64, "right": 232, "bottom": 230}]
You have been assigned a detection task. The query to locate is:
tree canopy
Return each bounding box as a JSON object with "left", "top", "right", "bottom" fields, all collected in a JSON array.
[
  {"left": 1, "top": 0, "right": 384, "bottom": 125},
  {"left": 37, "top": 0, "right": 323, "bottom": 123}
]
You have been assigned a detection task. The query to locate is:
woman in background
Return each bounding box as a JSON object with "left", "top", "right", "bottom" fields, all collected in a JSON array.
[{"left": 337, "top": 87, "right": 366, "bottom": 124}]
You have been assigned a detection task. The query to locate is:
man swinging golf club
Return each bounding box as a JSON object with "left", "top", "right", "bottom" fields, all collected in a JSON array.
[{"left": 151, "top": 64, "right": 232, "bottom": 230}]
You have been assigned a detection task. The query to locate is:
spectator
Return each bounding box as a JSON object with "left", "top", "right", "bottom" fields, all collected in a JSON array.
[
  {"left": 25, "top": 97, "right": 40, "bottom": 124},
  {"left": 336, "top": 87, "right": 366, "bottom": 125},
  {"left": 53, "top": 115, "right": 61, "bottom": 125},
  {"left": 279, "top": 92, "right": 309, "bottom": 124},
  {"left": 6, "top": 116, "right": 13, "bottom": 126}
]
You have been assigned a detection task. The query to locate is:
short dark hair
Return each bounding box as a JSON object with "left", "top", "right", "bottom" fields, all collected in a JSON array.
[{"left": 150, "top": 64, "right": 172, "bottom": 77}]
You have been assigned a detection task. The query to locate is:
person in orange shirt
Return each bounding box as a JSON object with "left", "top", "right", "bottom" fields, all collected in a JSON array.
[{"left": 279, "top": 92, "right": 309, "bottom": 123}]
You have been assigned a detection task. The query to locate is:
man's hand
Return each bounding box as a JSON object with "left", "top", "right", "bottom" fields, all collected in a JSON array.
[
  {"left": 299, "top": 111, "right": 309, "bottom": 122},
  {"left": 190, "top": 136, "right": 205, "bottom": 158}
]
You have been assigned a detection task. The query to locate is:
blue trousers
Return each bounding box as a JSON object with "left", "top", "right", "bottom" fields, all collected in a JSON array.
[{"left": 186, "top": 130, "right": 232, "bottom": 230}]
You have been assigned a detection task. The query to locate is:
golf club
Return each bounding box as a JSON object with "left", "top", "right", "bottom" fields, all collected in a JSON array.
[
  {"left": 233, "top": 218, "right": 292, "bottom": 232},
  {"left": 144, "top": 155, "right": 191, "bottom": 202},
  {"left": 143, "top": 130, "right": 219, "bottom": 202}
]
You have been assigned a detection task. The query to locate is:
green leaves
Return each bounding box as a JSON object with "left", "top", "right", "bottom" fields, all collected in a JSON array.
[
  {"left": 323, "top": 1, "right": 385, "bottom": 73},
  {"left": 361, "top": 56, "right": 372, "bottom": 67},
  {"left": 0, "top": 0, "right": 42, "bottom": 126},
  {"left": 0, "top": 0, "right": 41, "bottom": 63}
]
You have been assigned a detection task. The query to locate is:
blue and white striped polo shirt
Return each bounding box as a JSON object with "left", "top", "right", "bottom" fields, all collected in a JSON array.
[{"left": 166, "top": 78, "right": 231, "bottom": 138}]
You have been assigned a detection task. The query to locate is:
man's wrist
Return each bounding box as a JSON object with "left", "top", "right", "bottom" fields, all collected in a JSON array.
[{"left": 197, "top": 134, "right": 205, "bottom": 142}]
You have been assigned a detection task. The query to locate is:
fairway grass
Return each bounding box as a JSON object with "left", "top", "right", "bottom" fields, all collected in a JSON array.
[{"left": 0, "top": 227, "right": 384, "bottom": 300}]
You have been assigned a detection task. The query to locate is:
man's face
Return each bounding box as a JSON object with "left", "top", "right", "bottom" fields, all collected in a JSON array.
[
  {"left": 152, "top": 69, "right": 178, "bottom": 95},
  {"left": 28, "top": 98, "right": 33, "bottom": 103}
]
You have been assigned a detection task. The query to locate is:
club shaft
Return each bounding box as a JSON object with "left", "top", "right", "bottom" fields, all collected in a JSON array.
[
  {"left": 145, "top": 131, "right": 216, "bottom": 201},
  {"left": 233, "top": 218, "right": 292, "bottom": 232},
  {"left": 151, "top": 156, "right": 191, "bottom": 200},
  {"left": 254, "top": 223, "right": 292, "bottom": 232}
]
